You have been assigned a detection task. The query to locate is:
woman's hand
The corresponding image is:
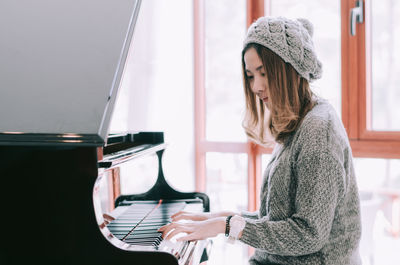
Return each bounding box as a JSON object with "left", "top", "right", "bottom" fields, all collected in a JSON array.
[
  {"left": 171, "top": 211, "right": 212, "bottom": 222},
  {"left": 158, "top": 217, "right": 226, "bottom": 242},
  {"left": 171, "top": 210, "right": 239, "bottom": 222}
]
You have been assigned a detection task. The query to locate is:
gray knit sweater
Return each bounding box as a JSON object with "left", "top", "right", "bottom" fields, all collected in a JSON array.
[{"left": 239, "top": 99, "right": 362, "bottom": 264}]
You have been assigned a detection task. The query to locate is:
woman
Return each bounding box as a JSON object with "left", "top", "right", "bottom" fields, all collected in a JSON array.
[{"left": 159, "top": 16, "right": 361, "bottom": 264}]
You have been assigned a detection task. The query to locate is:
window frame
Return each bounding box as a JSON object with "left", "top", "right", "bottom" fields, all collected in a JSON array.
[{"left": 342, "top": 0, "right": 400, "bottom": 158}]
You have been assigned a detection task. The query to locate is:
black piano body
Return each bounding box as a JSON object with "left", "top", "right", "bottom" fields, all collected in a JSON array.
[
  {"left": 0, "top": 0, "right": 211, "bottom": 263},
  {"left": 0, "top": 132, "right": 210, "bottom": 264}
]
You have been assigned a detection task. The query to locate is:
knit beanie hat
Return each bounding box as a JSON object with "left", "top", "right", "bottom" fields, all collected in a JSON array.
[{"left": 244, "top": 16, "right": 322, "bottom": 82}]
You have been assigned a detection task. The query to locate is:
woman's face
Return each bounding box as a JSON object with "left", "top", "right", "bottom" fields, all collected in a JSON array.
[{"left": 244, "top": 47, "right": 270, "bottom": 107}]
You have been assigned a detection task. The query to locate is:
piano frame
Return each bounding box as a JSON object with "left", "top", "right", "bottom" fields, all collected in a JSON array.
[{"left": 0, "top": 132, "right": 210, "bottom": 265}]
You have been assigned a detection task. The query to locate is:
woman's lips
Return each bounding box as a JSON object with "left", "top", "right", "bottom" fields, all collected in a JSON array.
[{"left": 262, "top": 97, "right": 268, "bottom": 103}]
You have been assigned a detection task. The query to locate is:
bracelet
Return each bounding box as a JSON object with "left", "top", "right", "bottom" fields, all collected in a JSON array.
[
  {"left": 225, "top": 215, "right": 233, "bottom": 237},
  {"left": 227, "top": 215, "right": 246, "bottom": 243}
]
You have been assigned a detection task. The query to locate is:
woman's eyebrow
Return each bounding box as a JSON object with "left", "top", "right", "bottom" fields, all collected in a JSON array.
[
  {"left": 246, "top": 65, "right": 264, "bottom": 73},
  {"left": 255, "top": 65, "right": 264, "bottom": 72}
]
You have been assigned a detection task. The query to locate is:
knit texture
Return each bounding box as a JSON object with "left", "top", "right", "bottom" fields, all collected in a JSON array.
[
  {"left": 240, "top": 98, "right": 362, "bottom": 264},
  {"left": 244, "top": 16, "right": 323, "bottom": 82}
]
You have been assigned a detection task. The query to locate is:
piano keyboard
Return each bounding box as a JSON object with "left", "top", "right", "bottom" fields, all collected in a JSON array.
[
  {"left": 107, "top": 200, "right": 186, "bottom": 247},
  {"left": 99, "top": 199, "right": 209, "bottom": 264}
]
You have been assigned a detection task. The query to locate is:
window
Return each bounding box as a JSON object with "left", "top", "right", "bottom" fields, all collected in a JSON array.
[
  {"left": 369, "top": 0, "right": 400, "bottom": 131},
  {"left": 342, "top": 0, "right": 400, "bottom": 157}
]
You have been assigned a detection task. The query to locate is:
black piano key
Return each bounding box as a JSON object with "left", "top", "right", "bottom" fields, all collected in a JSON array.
[
  {"left": 124, "top": 238, "right": 161, "bottom": 244},
  {"left": 117, "top": 233, "right": 161, "bottom": 242},
  {"left": 129, "top": 229, "right": 159, "bottom": 234},
  {"left": 136, "top": 222, "right": 166, "bottom": 227},
  {"left": 129, "top": 233, "right": 159, "bottom": 239},
  {"left": 108, "top": 227, "right": 132, "bottom": 232},
  {"left": 128, "top": 242, "right": 158, "bottom": 246},
  {"left": 123, "top": 238, "right": 161, "bottom": 243},
  {"left": 127, "top": 229, "right": 160, "bottom": 235},
  {"left": 107, "top": 224, "right": 138, "bottom": 228}
]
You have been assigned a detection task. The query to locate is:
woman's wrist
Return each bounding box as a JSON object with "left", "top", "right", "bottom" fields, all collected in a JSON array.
[
  {"left": 211, "top": 211, "right": 238, "bottom": 218},
  {"left": 206, "top": 216, "right": 228, "bottom": 235},
  {"left": 220, "top": 217, "right": 228, "bottom": 234},
  {"left": 205, "top": 212, "right": 242, "bottom": 236}
]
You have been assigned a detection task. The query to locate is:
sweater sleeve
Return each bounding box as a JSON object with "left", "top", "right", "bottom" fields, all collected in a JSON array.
[
  {"left": 239, "top": 120, "right": 346, "bottom": 256},
  {"left": 241, "top": 210, "right": 259, "bottom": 219}
]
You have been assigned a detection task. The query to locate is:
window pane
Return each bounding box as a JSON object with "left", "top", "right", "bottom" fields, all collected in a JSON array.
[
  {"left": 206, "top": 152, "right": 248, "bottom": 212},
  {"left": 95, "top": 155, "right": 159, "bottom": 214},
  {"left": 119, "top": 154, "right": 159, "bottom": 195},
  {"left": 370, "top": 0, "right": 400, "bottom": 130},
  {"left": 353, "top": 158, "right": 400, "bottom": 264},
  {"left": 110, "top": 0, "right": 195, "bottom": 192},
  {"left": 206, "top": 152, "right": 248, "bottom": 265},
  {"left": 261, "top": 154, "right": 273, "bottom": 172},
  {"left": 205, "top": 0, "right": 247, "bottom": 142},
  {"left": 268, "top": 0, "right": 342, "bottom": 115},
  {"left": 354, "top": 158, "right": 400, "bottom": 191}
]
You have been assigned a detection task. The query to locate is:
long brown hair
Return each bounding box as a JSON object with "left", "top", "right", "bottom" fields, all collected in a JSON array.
[{"left": 242, "top": 43, "right": 315, "bottom": 145}]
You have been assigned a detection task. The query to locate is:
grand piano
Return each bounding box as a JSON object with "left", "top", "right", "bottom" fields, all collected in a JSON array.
[{"left": 0, "top": 0, "right": 210, "bottom": 264}]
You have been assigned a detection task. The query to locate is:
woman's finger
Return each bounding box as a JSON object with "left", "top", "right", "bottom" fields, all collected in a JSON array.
[
  {"left": 158, "top": 224, "right": 168, "bottom": 232},
  {"left": 165, "top": 225, "right": 191, "bottom": 241},
  {"left": 177, "top": 234, "right": 191, "bottom": 242},
  {"left": 177, "top": 232, "right": 200, "bottom": 242},
  {"left": 159, "top": 222, "right": 187, "bottom": 239},
  {"left": 164, "top": 227, "right": 183, "bottom": 240},
  {"left": 172, "top": 212, "right": 207, "bottom": 222},
  {"left": 172, "top": 214, "right": 190, "bottom": 222},
  {"left": 171, "top": 211, "right": 186, "bottom": 219},
  {"left": 158, "top": 222, "right": 177, "bottom": 233}
]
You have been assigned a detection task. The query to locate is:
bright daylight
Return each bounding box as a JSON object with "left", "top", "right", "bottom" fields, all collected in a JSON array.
[{"left": 0, "top": 0, "right": 399, "bottom": 265}]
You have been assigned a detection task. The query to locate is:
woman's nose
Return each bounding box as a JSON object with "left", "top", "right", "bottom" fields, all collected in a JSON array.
[{"left": 252, "top": 77, "right": 265, "bottom": 94}]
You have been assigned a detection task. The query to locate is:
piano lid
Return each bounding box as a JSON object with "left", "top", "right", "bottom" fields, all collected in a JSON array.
[{"left": 0, "top": 0, "right": 141, "bottom": 146}]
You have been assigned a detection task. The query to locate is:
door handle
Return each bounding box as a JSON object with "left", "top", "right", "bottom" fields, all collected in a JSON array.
[{"left": 350, "top": 0, "right": 364, "bottom": 36}]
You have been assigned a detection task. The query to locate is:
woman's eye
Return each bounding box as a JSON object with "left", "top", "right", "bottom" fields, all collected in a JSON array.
[
  {"left": 247, "top": 76, "right": 254, "bottom": 80},
  {"left": 261, "top": 73, "right": 266, "bottom": 77}
]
